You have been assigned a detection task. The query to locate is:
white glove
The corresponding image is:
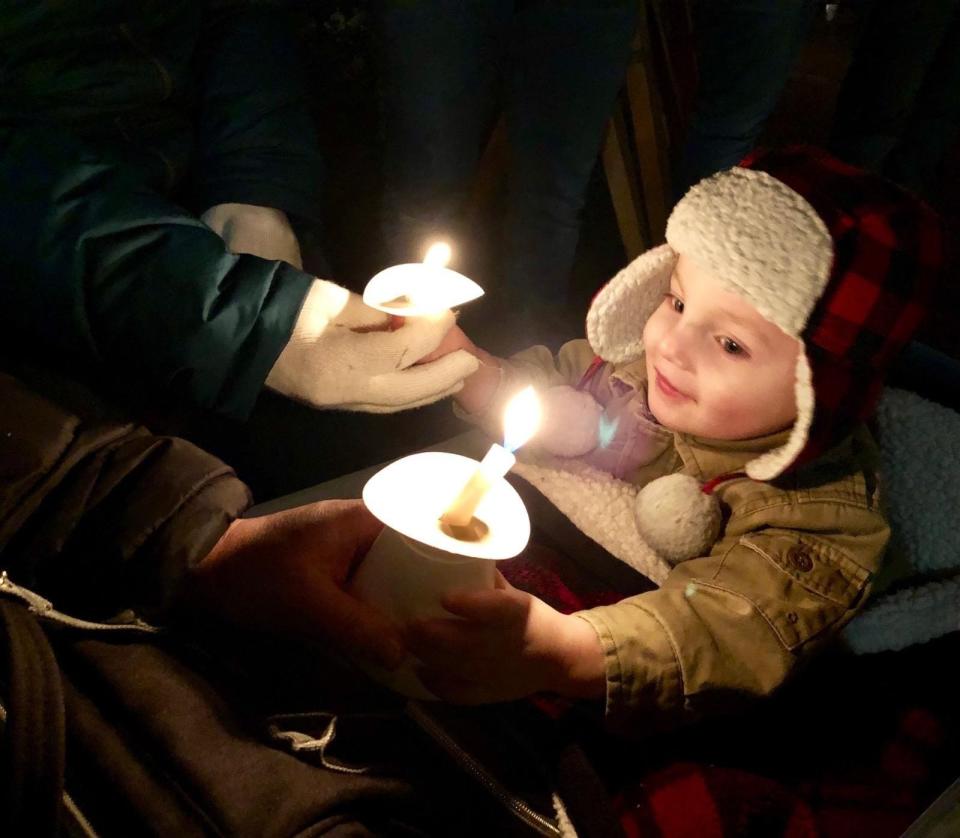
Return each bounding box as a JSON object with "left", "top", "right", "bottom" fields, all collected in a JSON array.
[
  {"left": 266, "top": 279, "right": 480, "bottom": 412},
  {"left": 202, "top": 202, "right": 304, "bottom": 269}
]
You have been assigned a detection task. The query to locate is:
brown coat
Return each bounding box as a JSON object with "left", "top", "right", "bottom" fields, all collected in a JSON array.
[
  {"left": 469, "top": 339, "right": 890, "bottom": 735},
  {"left": 0, "top": 364, "right": 250, "bottom": 621}
]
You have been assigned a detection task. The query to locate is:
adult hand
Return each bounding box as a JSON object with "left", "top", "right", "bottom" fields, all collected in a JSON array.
[
  {"left": 183, "top": 499, "right": 404, "bottom": 670},
  {"left": 266, "top": 279, "right": 480, "bottom": 412},
  {"left": 404, "top": 572, "right": 605, "bottom": 703}
]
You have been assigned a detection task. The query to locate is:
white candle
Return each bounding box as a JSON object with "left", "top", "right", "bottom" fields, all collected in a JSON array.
[
  {"left": 441, "top": 387, "right": 541, "bottom": 528},
  {"left": 363, "top": 240, "right": 483, "bottom": 316},
  {"left": 438, "top": 444, "right": 516, "bottom": 529},
  {"left": 351, "top": 449, "right": 533, "bottom": 698}
]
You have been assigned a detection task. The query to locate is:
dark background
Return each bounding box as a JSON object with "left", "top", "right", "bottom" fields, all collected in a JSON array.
[{"left": 214, "top": 2, "right": 960, "bottom": 500}]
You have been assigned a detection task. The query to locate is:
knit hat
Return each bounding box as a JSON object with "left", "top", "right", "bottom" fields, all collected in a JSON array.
[
  {"left": 585, "top": 146, "right": 945, "bottom": 561},
  {"left": 587, "top": 145, "right": 944, "bottom": 481}
]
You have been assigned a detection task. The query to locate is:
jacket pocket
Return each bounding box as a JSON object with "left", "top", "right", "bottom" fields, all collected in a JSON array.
[{"left": 723, "top": 531, "right": 872, "bottom": 650}]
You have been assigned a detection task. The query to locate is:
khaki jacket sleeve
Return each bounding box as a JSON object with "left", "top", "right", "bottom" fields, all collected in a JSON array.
[
  {"left": 576, "top": 495, "right": 890, "bottom": 736},
  {"left": 0, "top": 368, "right": 252, "bottom": 621},
  {"left": 455, "top": 339, "right": 601, "bottom": 438}
]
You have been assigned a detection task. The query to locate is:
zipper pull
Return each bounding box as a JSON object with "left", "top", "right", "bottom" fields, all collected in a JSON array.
[
  {"left": 0, "top": 570, "right": 55, "bottom": 615},
  {"left": 0, "top": 570, "right": 159, "bottom": 635}
]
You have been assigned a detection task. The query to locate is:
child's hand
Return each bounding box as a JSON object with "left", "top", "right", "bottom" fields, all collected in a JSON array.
[
  {"left": 404, "top": 572, "right": 605, "bottom": 703},
  {"left": 415, "top": 323, "right": 479, "bottom": 364},
  {"left": 417, "top": 324, "right": 503, "bottom": 415}
]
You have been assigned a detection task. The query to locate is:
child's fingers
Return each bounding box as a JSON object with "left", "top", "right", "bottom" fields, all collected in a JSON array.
[
  {"left": 416, "top": 323, "right": 472, "bottom": 365},
  {"left": 403, "top": 616, "right": 474, "bottom": 662}
]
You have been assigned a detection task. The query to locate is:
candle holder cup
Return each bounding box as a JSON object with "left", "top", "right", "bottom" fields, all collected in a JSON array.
[{"left": 348, "top": 451, "right": 530, "bottom": 699}]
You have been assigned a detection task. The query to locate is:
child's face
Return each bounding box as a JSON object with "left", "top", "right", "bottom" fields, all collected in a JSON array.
[{"left": 643, "top": 255, "right": 800, "bottom": 440}]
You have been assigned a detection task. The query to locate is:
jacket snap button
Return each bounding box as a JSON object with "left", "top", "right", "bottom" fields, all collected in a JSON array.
[
  {"left": 786, "top": 612, "right": 799, "bottom": 624},
  {"left": 788, "top": 547, "right": 814, "bottom": 573}
]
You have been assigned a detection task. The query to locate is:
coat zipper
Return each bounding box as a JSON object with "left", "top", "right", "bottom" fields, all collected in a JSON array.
[{"left": 406, "top": 701, "right": 565, "bottom": 837}]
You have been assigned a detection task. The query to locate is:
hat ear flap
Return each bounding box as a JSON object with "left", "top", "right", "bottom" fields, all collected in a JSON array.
[
  {"left": 746, "top": 348, "right": 814, "bottom": 480},
  {"left": 586, "top": 245, "right": 677, "bottom": 364}
]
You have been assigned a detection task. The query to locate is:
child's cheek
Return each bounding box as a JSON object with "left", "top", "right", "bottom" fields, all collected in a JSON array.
[
  {"left": 642, "top": 309, "right": 663, "bottom": 353},
  {"left": 699, "top": 375, "right": 759, "bottom": 436}
]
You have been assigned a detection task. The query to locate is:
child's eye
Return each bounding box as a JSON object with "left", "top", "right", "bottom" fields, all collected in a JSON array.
[
  {"left": 718, "top": 336, "right": 747, "bottom": 356},
  {"left": 664, "top": 293, "right": 684, "bottom": 314}
]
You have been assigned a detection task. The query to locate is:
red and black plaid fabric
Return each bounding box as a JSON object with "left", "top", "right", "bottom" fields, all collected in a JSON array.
[
  {"left": 501, "top": 551, "right": 959, "bottom": 837},
  {"left": 613, "top": 762, "right": 818, "bottom": 838},
  {"left": 740, "top": 146, "right": 948, "bottom": 470}
]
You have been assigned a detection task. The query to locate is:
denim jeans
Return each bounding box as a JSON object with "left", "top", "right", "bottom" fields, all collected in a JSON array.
[
  {"left": 829, "top": 0, "right": 960, "bottom": 201},
  {"left": 678, "top": 0, "right": 817, "bottom": 196},
  {"left": 376, "top": 0, "right": 637, "bottom": 307}
]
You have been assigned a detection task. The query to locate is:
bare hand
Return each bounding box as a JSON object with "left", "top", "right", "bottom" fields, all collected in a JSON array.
[
  {"left": 404, "top": 572, "right": 605, "bottom": 703},
  {"left": 416, "top": 324, "right": 479, "bottom": 364},
  {"left": 415, "top": 324, "right": 503, "bottom": 415},
  {"left": 183, "top": 499, "right": 404, "bottom": 670}
]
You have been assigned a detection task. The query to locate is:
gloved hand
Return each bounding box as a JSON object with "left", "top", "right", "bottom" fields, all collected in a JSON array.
[
  {"left": 202, "top": 202, "right": 303, "bottom": 269},
  {"left": 266, "top": 279, "right": 480, "bottom": 412}
]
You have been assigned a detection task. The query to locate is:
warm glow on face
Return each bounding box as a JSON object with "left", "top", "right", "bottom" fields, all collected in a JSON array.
[
  {"left": 503, "top": 387, "right": 541, "bottom": 452},
  {"left": 642, "top": 254, "right": 800, "bottom": 439},
  {"left": 423, "top": 241, "right": 452, "bottom": 267}
]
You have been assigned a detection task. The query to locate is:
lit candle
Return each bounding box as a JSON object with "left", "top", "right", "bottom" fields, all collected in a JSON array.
[
  {"left": 351, "top": 444, "right": 533, "bottom": 698},
  {"left": 440, "top": 387, "right": 541, "bottom": 528},
  {"left": 363, "top": 240, "right": 484, "bottom": 316},
  {"left": 350, "top": 387, "right": 539, "bottom": 698}
]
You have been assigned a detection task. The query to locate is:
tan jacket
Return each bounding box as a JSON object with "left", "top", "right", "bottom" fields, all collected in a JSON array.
[{"left": 467, "top": 340, "right": 890, "bottom": 735}]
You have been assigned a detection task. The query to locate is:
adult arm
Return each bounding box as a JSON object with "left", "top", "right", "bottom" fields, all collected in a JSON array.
[
  {"left": 0, "top": 126, "right": 476, "bottom": 417},
  {"left": 0, "top": 366, "right": 402, "bottom": 666},
  {"left": 0, "top": 125, "right": 311, "bottom": 418},
  {"left": 0, "top": 366, "right": 251, "bottom": 618}
]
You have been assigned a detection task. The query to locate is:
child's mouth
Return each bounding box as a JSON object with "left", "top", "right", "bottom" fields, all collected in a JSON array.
[{"left": 654, "top": 369, "right": 690, "bottom": 401}]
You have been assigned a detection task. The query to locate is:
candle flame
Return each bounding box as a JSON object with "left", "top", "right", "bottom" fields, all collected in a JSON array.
[
  {"left": 503, "top": 387, "right": 541, "bottom": 453},
  {"left": 423, "top": 241, "right": 452, "bottom": 268}
]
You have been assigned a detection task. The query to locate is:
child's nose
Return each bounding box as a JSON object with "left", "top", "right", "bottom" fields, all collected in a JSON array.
[{"left": 658, "top": 323, "right": 694, "bottom": 369}]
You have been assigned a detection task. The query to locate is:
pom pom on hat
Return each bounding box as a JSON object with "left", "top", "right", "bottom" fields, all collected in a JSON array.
[
  {"left": 634, "top": 473, "right": 723, "bottom": 564},
  {"left": 537, "top": 385, "right": 603, "bottom": 458}
]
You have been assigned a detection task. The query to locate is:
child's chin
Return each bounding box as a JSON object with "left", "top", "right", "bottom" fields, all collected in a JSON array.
[
  {"left": 649, "top": 408, "right": 681, "bottom": 434},
  {"left": 649, "top": 398, "right": 708, "bottom": 437}
]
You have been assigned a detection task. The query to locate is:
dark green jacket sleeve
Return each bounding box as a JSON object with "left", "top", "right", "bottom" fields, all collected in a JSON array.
[
  {"left": 0, "top": 124, "right": 313, "bottom": 417},
  {"left": 0, "top": 367, "right": 252, "bottom": 621},
  {"left": 192, "top": 1, "right": 324, "bottom": 221}
]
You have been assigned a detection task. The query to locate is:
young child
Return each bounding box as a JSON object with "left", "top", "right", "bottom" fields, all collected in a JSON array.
[{"left": 404, "top": 146, "right": 946, "bottom": 735}]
